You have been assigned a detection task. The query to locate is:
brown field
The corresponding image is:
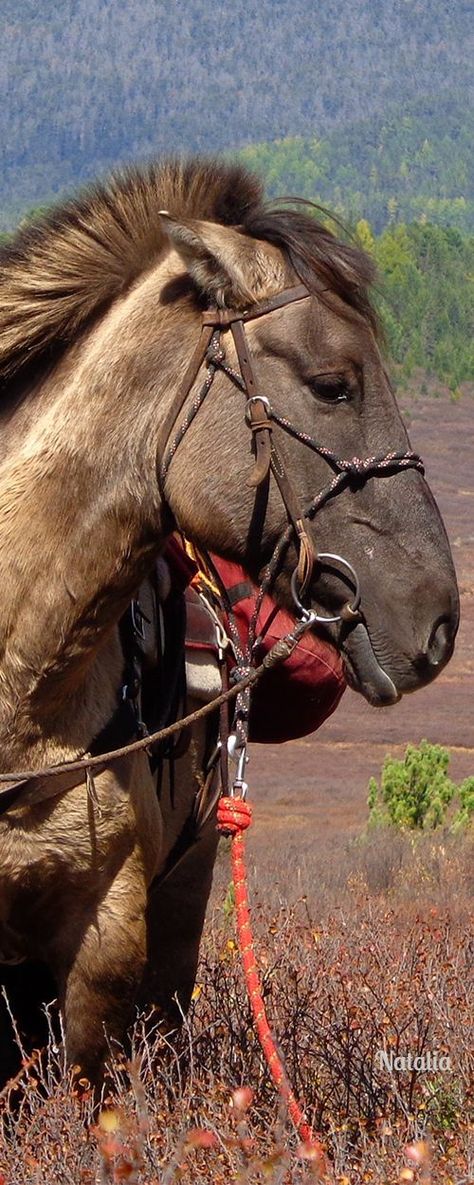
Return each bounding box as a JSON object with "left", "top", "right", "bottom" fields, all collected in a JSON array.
[{"left": 1, "top": 387, "right": 473, "bottom": 1184}]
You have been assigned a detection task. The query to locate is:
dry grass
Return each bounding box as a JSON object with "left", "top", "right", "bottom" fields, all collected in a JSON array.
[{"left": 0, "top": 831, "right": 472, "bottom": 1184}]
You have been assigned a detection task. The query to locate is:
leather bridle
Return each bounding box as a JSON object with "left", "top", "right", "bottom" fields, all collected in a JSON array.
[
  {"left": 159, "top": 283, "right": 424, "bottom": 628},
  {"left": 0, "top": 283, "right": 424, "bottom": 813}
]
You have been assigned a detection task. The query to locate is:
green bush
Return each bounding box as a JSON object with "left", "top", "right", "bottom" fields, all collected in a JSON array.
[
  {"left": 368, "top": 740, "right": 473, "bottom": 831},
  {"left": 451, "top": 776, "right": 474, "bottom": 832}
]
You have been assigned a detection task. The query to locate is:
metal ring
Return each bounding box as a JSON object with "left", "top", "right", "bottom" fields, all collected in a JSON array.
[
  {"left": 245, "top": 395, "right": 271, "bottom": 425},
  {"left": 291, "top": 551, "right": 361, "bottom": 625}
]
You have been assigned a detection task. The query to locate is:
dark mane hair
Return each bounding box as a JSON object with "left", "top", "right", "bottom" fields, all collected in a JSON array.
[
  {"left": 244, "top": 201, "right": 378, "bottom": 332},
  {"left": 0, "top": 158, "right": 378, "bottom": 382}
]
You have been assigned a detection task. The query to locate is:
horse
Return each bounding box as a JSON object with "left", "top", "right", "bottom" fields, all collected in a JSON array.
[{"left": 0, "top": 158, "right": 459, "bottom": 1086}]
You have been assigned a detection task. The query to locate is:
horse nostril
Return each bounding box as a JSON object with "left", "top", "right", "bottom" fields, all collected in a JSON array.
[{"left": 426, "top": 618, "right": 453, "bottom": 668}]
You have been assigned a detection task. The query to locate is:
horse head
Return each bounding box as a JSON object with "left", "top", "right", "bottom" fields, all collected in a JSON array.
[
  {"left": 0, "top": 161, "right": 459, "bottom": 726},
  {"left": 159, "top": 205, "right": 459, "bottom": 705}
]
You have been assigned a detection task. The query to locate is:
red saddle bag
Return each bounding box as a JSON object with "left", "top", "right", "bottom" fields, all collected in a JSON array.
[{"left": 211, "top": 556, "right": 346, "bottom": 744}]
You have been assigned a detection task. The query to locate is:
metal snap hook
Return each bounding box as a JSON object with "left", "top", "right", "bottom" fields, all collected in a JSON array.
[{"left": 291, "top": 551, "right": 361, "bottom": 625}]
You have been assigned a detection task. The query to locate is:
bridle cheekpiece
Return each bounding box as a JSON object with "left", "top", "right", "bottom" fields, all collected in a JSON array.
[{"left": 159, "top": 283, "right": 424, "bottom": 628}]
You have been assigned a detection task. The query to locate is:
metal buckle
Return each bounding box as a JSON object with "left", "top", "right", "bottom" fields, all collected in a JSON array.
[
  {"left": 291, "top": 552, "right": 361, "bottom": 626},
  {"left": 245, "top": 395, "right": 271, "bottom": 425},
  {"left": 131, "top": 599, "right": 149, "bottom": 641}
]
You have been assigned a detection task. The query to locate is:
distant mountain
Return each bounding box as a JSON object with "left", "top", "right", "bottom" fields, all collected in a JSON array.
[
  {"left": 238, "top": 96, "right": 474, "bottom": 233},
  {"left": 0, "top": 0, "right": 472, "bottom": 226}
]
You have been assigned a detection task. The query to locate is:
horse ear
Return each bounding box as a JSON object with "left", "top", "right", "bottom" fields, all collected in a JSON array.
[{"left": 159, "top": 211, "right": 278, "bottom": 308}]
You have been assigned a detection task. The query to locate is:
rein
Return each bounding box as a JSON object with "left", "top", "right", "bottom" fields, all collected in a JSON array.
[{"left": 0, "top": 619, "right": 313, "bottom": 804}]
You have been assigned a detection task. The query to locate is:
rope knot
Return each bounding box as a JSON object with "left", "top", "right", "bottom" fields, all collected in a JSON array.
[
  {"left": 206, "top": 343, "right": 225, "bottom": 366},
  {"left": 217, "top": 795, "right": 252, "bottom": 835},
  {"left": 341, "top": 456, "right": 368, "bottom": 477}
]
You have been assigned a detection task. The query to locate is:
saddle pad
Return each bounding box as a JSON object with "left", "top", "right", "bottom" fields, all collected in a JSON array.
[{"left": 185, "top": 586, "right": 219, "bottom": 652}]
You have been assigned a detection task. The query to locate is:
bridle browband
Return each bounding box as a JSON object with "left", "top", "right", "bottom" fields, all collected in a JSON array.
[{"left": 159, "top": 283, "right": 424, "bottom": 626}]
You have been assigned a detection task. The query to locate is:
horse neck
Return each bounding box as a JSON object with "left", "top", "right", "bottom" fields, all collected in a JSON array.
[{"left": 0, "top": 261, "right": 191, "bottom": 771}]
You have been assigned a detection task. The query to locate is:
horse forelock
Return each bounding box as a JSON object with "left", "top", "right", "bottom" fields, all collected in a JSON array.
[
  {"left": 242, "top": 203, "right": 380, "bottom": 337},
  {"left": 0, "top": 157, "right": 379, "bottom": 385}
]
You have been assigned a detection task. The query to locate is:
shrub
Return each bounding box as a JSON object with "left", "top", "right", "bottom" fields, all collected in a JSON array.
[
  {"left": 452, "top": 776, "right": 474, "bottom": 832},
  {"left": 367, "top": 740, "right": 461, "bottom": 830}
]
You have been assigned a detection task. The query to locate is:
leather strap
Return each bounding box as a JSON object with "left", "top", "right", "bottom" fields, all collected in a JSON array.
[
  {"left": 201, "top": 284, "right": 310, "bottom": 326},
  {"left": 218, "top": 657, "right": 230, "bottom": 800},
  {"left": 230, "top": 314, "right": 315, "bottom": 590},
  {"left": 160, "top": 282, "right": 315, "bottom": 594},
  {"left": 160, "top": 285, "right": 311, "bottom": 494},
  {"left": 0, "top": 763, "right": 106, "bottom": 815},
  {"left": 231, "top": 318, "right": 273, "bottom": 487},
  {"left": 158, "top": 323, "right": 214, "bottom": 487}
]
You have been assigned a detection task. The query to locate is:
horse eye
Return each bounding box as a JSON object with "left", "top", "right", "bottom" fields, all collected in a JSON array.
[{"left": 309, "top": 376, "right": 352, "bottom": 403}]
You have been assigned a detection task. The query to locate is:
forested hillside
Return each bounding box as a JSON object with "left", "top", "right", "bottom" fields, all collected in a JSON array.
[
  {"left": 361, "top": 221, "right": 473, "bottom": 390},
  {"left": 1, "top": 0, "right": 472, "bottom": 224},
  {"left": 1, "top": 2, "right": 472, "bottom": 391},
  {"left": 238, "top": 97, "right": 474, "bottom": 233}
]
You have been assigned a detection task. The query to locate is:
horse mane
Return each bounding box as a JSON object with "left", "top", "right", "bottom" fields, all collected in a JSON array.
[{"left": 0, "top": 158, "right": 378, "bottom": 383}]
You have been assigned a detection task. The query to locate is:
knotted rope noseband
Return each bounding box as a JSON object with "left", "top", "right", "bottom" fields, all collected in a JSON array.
[{"left": 159, "top": 283, "right": 424, "bottom": 626}]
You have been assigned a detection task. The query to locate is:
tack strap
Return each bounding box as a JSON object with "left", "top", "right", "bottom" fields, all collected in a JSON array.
[
  {"left": 231, "top": 319, "right": 273, "bottom": 487},
  {"left": 0, "top": 623, "right": 313, "bottom": 808},
  {"left": 157, "top": 323, "right": 214, "bottom": 491},
  {"left": 0, "top": 763, "right": 107, "bottom": 814},
  {"left": 160, "top": 284, "right": 317, "bottom": 595},
  {"left": 201, "top": 283, "right": 311, "bottom": 326}
]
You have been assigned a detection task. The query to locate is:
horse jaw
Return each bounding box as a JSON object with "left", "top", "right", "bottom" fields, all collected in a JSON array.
[{"left": 339, "top": 622, "right": 400, "bottom": 706}]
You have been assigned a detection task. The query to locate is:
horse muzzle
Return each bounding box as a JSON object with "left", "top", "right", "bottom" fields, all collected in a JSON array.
[
  {"left": 339, "top": 621, "right": 400, "bottom": 706},
  {"left": 340, "top": 601, "right": 458, "bottom": 706}
]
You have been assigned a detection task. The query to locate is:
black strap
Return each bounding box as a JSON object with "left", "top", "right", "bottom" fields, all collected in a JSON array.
[{"left": 227, "top": 580, "right": 254, "bottom": 607}]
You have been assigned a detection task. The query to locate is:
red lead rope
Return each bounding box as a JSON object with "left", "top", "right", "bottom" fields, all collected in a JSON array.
[{"left": 217, "top": 795, "right": 327, "bottom": 1175}]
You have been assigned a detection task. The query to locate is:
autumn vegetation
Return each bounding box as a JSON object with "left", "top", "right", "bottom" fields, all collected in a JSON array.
[{"left": 0, "top": 808, "right": 472, "bottom": 1184}]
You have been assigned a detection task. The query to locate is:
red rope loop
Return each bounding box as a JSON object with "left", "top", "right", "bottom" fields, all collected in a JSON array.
[{"left": 217, "top": 795, "right": 252, "bottom": 835}]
